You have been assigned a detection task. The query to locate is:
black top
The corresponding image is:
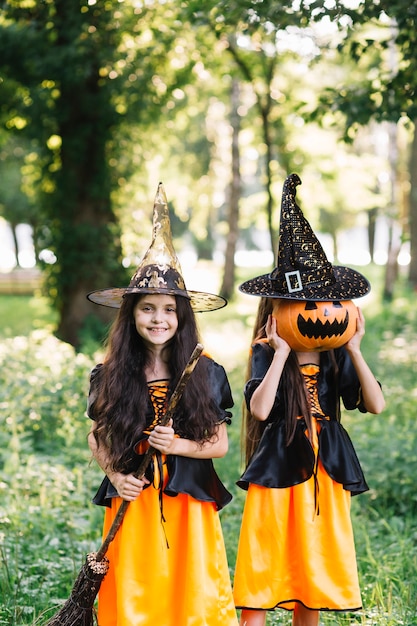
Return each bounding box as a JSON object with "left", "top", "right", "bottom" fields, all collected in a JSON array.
[
  {"left": 237, "top": 342, "right": 370, "bottom": 495},
  {"left": 88, "top": 355, "right": 234, "bottom": 510}
]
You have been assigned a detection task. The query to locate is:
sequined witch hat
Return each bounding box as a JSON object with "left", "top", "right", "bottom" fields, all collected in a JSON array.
[
  {"left": 239, "top": 173, "right": 370, "bottom": 301},
  {"left": 87, "top": 182, "right": 227, "bottom": 312}
]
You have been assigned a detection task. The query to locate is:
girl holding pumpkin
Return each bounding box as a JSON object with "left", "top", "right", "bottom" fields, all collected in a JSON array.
[
  {"left": 233, "top": 174, "right": 385, "bottom": 626},
  {"left": 86, "top": 184, "right": 239, "bottom": 626}
]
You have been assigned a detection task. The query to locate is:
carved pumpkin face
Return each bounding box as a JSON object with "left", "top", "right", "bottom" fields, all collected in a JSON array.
[{"left": 272, "top": 299, "right": 357, "bottom": 352}]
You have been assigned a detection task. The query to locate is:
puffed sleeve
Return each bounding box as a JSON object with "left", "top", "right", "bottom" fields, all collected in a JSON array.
[
  {"left": 334, "top": 348, "right": 368, "bottom": 412},
  {"left": 244, "top": 341, "right": 276, "bottom": 412},
  {"left": 205, "top": 357, "right": 234, "bottom": 424},
  {"left": 162, "top": 356, "right": 234, "bottom": 510},
  {"left": 318, "top": 348, "right": 382, "bottom": 418}
]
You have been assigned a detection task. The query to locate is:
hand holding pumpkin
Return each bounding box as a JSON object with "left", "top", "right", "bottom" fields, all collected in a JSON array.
[
  {"left": 265, "top": 314, "right": 291, "bottom": 355},
  {"left": 344, "top": 306, "right": 365, "bottom": 354}
]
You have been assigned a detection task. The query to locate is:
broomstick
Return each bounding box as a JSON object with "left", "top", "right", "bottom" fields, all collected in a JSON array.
[{"left": 44, "top": 343, "right": 204, "bottom": 626}]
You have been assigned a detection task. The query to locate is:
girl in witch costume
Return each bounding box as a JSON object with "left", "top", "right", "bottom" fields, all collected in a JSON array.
[
  {"left": 86, "top": 184, "right": 239, "bottom": 626},
  {"left": 233, "top": 174, "right": 385, "bottom": 626}
]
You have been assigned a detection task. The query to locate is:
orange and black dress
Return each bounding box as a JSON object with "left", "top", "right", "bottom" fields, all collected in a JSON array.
[
  {"left": 233, "top": 342, "right": 370, "bottom": 614},
  {"left": 88, "top": 357, "right": 238, "bottom": 626}
]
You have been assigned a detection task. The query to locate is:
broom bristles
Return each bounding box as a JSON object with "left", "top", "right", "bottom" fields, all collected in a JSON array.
[{"left": 44, "top": 553, "right": 109, "bottom": 626}]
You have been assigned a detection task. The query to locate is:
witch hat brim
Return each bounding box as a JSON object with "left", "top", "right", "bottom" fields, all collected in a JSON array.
[
  {"left": 87, "top": 182, "right": 227, "bottom": 312},
  {"left": 87, "top": 286, "right": 227, "bottom": 312},
  {"left": 239, "top": 264, "right": 370, "bottom": 300},
  {"left": 239, "top": 173, "right": 370, "bottom": 301}
]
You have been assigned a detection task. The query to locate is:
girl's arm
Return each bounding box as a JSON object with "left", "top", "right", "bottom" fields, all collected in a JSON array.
[
  {"left": 345, "top": 307, "right": 385, "bottom": 414},
  {"left": 88, "top": 423, "right": 150, "bottom": 501},
  {"left": 148, "top": 420, "right": 229, "bottom": 459},
  {"left": 249, "top": 314, "right": 291, "bottom": 422}
]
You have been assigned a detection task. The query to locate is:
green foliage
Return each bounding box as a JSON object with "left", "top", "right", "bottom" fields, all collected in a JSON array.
[
  {"left": 0, "top": 460, "right": 102, "bottom": 624},
  {"left": 307, "top": 0, "right": 417, "bottom": 128},
  {"left": 0, "top": 327, "right": 104, "bottom": 622},
  {"left": 0, "top": 331, "right": 94, "bottom": 461},
  {"left": 77, "top": 313, "right": 110, "bottom": 358},
  {"left": 350, "top": 292, "right": 417, "bottom": 518}
]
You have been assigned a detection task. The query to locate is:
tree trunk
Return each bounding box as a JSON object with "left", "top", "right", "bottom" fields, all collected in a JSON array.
[
  {"left": 408, "top": 120, "right": 417, "bottom": 290},
  {"left": 332, "top": 231, "right": 338, "bottom": 264},
  {"left": 220, "top": 78, "right": 241, "bottom": 300},
  {"left": 10, "top": 222, "right": 20, "bottom": 267},
  {"left": 49, "top": 0, "right": 125, "bottom": 347},
  {"left": 260, "top": 103, "right": 275, "bottom": 255},
  {"left": 226, "top": 38, "right": 276, "bottom": 258},
  {"left": 383, "top": 122, "right": 400, "bottom": 301},
  {"left": 367, "top": 207, "right": 378, "bottom": 263}
]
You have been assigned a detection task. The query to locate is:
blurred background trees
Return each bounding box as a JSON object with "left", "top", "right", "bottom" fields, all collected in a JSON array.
[{"left": 0, "top": 0, "right": 415, "bottom": 346}]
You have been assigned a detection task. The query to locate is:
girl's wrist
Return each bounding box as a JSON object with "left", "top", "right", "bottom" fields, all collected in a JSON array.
[
  {"left": 272, "top": 345, "right": 290, "bottom": 358},
  {"left": 345, "top": 344, "right": 361, "bottom": 357},
  {"left": 107, "top": 469, "right": 121, "bottom": 486}
]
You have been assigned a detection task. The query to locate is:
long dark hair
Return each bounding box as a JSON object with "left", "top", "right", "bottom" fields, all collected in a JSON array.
[
  {"left": 243, "top": 297, "right": 315, "bottom": 465},
  {"left": 91, "top": 293, "right": 220, "bottom": 471}
]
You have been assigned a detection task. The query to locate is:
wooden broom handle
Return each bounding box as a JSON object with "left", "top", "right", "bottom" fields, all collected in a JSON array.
[{"left": 95, "top": 343, "right": 204, "bottom": 561}]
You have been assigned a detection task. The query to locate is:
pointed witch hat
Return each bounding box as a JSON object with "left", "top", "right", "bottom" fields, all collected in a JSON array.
[
  {"left": 87, "top": 182, "right": 227, "bottom": 312},
  {"left": 239, "top": 173, "right": 370, "bottom": 301}
]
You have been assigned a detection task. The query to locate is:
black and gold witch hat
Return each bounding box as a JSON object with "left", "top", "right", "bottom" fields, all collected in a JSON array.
[
  {"left": 87, "top": 182, "right": 227, "bottom": 312},
  {"left": 239, "top": 173, "right": 370, "bottom": 301}
]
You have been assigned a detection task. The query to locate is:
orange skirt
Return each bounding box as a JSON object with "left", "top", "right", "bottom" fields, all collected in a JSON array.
[
  {"left": 233, "top": 458, "right": 362, "bottom": 612},
  {"left": 97, "top": 459, "right": 238, "bottom": 626}
]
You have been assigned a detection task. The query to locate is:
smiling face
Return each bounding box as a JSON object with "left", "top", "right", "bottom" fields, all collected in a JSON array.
[
  {"left": 133, "top": 293, "right": 178, "bottom": 349},
  {"left": 273, "top": 299, "right": 358, "bottom": 352}
]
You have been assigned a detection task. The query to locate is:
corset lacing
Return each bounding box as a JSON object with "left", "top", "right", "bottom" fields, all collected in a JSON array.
[
  {"left": 301, "top": 364, "right": 327, "bottom": 518},
  {"left": 146, "top": 380, "right": 170, "bottom": 545},
  {"left": 145, "top": 380, "right": 169, "bottom": 435}
]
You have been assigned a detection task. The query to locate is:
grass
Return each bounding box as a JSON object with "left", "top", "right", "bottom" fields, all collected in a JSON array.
[
  {"left": 0, "top": 262, "right": 416, "bottom": 625},
  {"left": 0, "top": 294, "right": 58, "bottom": 338}
]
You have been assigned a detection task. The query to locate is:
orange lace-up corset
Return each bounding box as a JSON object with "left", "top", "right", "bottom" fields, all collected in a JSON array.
[
  {"left": 135, "top": 380, "right": 169, "bottom": 456},
  {"left": 299, "top": 363, "right": 330, "bottom": 453},
  {"left": 143, "top": 380, "right": 169, "bottom": 435},
  {"left": 301, "top": 363, "right": 325, "bottom": 418}
]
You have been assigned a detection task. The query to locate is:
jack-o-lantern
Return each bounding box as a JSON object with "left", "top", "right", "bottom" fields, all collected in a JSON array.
[{"left": 272, "top": 299, "right": 358, "bottom": 352}]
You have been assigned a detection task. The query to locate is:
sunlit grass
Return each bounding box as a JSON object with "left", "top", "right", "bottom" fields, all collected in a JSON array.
[{"left": 0, "top": 294, "right": 57, "bottom": 338}]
